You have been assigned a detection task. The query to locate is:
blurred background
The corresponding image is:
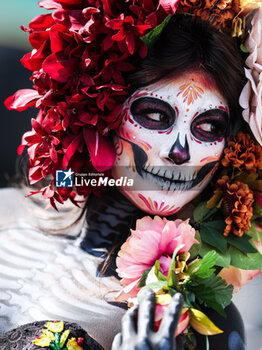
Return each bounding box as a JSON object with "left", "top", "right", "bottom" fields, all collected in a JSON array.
[{"left": 0, "top": 0, "right": 48, "bottom": 186}]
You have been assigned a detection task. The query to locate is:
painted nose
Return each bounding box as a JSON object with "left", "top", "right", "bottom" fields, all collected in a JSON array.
[{"left": 168, "top": 134, "right": 190, "bottom": 165}]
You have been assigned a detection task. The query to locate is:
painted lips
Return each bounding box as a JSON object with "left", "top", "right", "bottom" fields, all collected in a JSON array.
[
  {"left": 140, "top": 161, "right": 218, "bottom": 191},
  {"left": 118, "top": 134, "right": 218, "bottom": 192}
]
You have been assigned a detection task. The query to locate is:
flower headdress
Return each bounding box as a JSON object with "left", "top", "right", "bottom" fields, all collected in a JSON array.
[{"left": 4, "top": 0, "right": 262, "bottom": 208}]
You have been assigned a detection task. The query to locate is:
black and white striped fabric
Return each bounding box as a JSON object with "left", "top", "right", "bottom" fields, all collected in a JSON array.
[{"left": 0, "top": 187, "right": 136, "bottom": 350}]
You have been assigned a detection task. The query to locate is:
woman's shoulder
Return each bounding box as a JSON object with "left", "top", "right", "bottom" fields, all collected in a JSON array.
[
  {"left": 0, "top": 187, "right": 29, "bottom": 224},
  {"left": 0, "top": 186, "right": 85, "bottom": 236},
  {"left": 0, "top": 187, "right": 126, "bottom": 350}
]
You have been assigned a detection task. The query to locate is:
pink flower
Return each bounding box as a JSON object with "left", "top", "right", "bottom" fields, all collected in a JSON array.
[
  {"left": 239, "top": 6, "right": 262, "bottom": 146},
  {"left": 116, "top": 216, "right": 197, "bottom": 286},
  {"left": 219, "top": 266, "right": 261, "bottom": 293},
  {"left": 155, "top": 305, "right": 189, "bottom": 336},
  {"left": 159, "top": 0, "right": 181, "bottom": 15}
]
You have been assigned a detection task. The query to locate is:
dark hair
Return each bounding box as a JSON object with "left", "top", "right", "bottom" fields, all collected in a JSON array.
[{"left": 128, "top": 15, "right": 246, "bottom": 124}]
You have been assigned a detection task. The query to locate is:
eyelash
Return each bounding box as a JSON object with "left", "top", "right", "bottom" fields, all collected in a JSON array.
[
  {"left": 130, "top": 98, "right": 228, "bottom": 140},
  {"left": 191, "top": 117, "right": 228, "bottom": 142},
  {"left": 130, "top": 98, "right": 175, "bottom": 130}
]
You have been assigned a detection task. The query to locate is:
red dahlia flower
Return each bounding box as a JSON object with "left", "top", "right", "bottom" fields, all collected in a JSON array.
[{"left": 4, "top": 0, "right": 175, "bottom": 207}]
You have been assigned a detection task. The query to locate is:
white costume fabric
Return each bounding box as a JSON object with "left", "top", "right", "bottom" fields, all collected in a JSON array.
[{"left": 0, "top": 188, "right": 125, "bottom": 350}]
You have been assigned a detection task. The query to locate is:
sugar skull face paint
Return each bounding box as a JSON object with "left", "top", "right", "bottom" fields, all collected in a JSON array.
[{"left": 112, "top": 71, "right": 229, "bottom": 215}]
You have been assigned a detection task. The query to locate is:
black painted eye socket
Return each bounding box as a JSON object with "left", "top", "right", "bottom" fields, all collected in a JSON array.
[
  {"left": 191, "top": 110, "right": 229, "bottom": 142},
  {"left": 130, "top": 97, "right": 176, "bottom": 130}
]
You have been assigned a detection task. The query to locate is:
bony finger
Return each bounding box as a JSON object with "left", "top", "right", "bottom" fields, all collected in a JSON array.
[
  {"left": 138, "top": 289, "right": 155, "bottom": 339},
  {"left": 112, "top": 333, "right": 122, "bottom": 350},
  {"left": 158, "top": 293, "right": 184, "bottom": 338},
  {"left": 122, "top": 304, "right": 138, "bottom": 340}
]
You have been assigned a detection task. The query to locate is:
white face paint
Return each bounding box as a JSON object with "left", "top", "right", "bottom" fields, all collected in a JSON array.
[{"left": 112, "top": 71, "right": 229, "bottom": 215}]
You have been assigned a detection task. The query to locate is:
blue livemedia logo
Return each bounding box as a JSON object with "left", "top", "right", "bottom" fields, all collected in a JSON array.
[{"left": 56, "top": 169, "right": 74, "bottom": 187}]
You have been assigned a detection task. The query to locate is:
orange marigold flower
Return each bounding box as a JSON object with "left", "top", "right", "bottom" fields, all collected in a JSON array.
[
  {"left": 222, "top": 131, "right": 262, "bottom": 172},
  {"left": 177, "top": 0, "right": 240, "bottom": 29},
  {"left": 217, "top": 175, "right": 254, "bottom": 237}
]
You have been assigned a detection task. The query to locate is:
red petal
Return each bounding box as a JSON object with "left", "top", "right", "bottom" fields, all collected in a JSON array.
[
  {"left": 50, "top": 143, "right": 58, "bottom": 162},
  {"left": 112, "top": 31, "right": 126, "bottom": 41},
  {"left": 29, "top": 31, "right": 50, "bottom": 49},
  {"left": 125, "top": 34, "right": 135, "bottom": 55},
  {"left": 28, "top": 143, "right": 40, "bottom": 160},
  {"left": 53, "top": 9, "right": 86, "bottom": 31},
  {"left": 83, "top": 128, "right": 116, "bottom": 172},
  {"left": 78, "top": 110, "right": 98, "bottom": 125},
  {"left": 77, "top": 338, "right": 84, "bottom": 345},
  {"left": 38, "top": 0, "right": 62, "bottom": 10},
  {"left": 62, "top": 134, "right": 83, "bottom": 169},
  {"left": 21, "top": 42, "right": 47, "bottom": 71},
  {"left": 139, "top": 41, "right": 148, "bottom": 59},
  {"left": 29, "top": 14, "right": 55, "bottom": 30},
  {"left": 50, "top": 24, "right": 69, "bottom": 53},
  {"left": 43, "top": 185, "right": 55, "bottom": 198},
  {"left": 4, "top": 89, "right": 40, "bottom": 111},
  {"left": 28, "top": 165, "right": 43, "bottom": 184},
  {"left": 42, "top": 52, "right": 72, "bottom": 82},
  {"left": 17, "top": 144, "right": 26, "bottom": 155},
  {"left": 31, "top": 119, "right": 44, "bottom": 134},
  {"left": 59, "top": 0, "right": 83, "bottom": 5}
]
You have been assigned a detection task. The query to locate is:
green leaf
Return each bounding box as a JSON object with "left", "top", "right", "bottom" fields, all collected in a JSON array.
[
  {"left": 193, "top": 251, "right": 219, "bottom": 279},
  {"left": 246, "top": 222, "right": 262, "bottom": 241},
  {"left": 141, "top": 15, "right": 171, "bottom": 48},
  {"left": 193, "top": 201, "right": 219, "bottom": 223},
  {"left": 168, "top": 270, "right": 177, "bottom": 288},
  {"left": 240, "top": 43, "right": 249, "bottom": 53},
  {"left": 154, "top": 260, "right": 167, "bottom": 281},
  {"left": 59, "top": 330, "right": 70, "bottom": 348},
  {"left": 188, "top": 274, "right": 233, "bottom": 317},
  {"left": 200, "top": 221, "right": 228, "bottom": 254},
  {"left": 202, "top": 208, "right": 219, "bottom": 221},
  {"left": 137, "top": 281, "right": 167, "bottom": 304},
  {"left": 189, "top": 231, "right": 201, "bottom": 260},
  {"left": 55, "top": 333, "right": 60, "bottom": 348},
  {"left": 167, "top": 244, "right": 184, "bottom": 282},
  {"left": 168, "top": 287, "right": 179, "bottom": 297},
  {"left": 229, "top": 245, "right": 262, "bottom": 269},
  {"left": 138, "top": 268, "right": 151, "bottom": 288},
  {"left": 154, "top": 260, "right": 160, "bottom": 276},
  {"left": 226, "top": 234, "right": 257, "bottom": 255},
  {"left": 253, "top": 203, "right": 262, "bottom": 219},
  {"left": 193, "top": 202, "right": 210, "bottom": 222},
  {"left": 199, "top": 241, "right": 231, "bottom": 268}
]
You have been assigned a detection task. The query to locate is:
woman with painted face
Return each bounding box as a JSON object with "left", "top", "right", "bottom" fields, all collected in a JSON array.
[
  {"left": 92, "top": 15, "right": 246, "bottom": 350},
  {"left": 112, "top": 15, "right": 244, "bottom": 216},
  {"left": 1, "top": 2, "right": 262, "bottom": 350}
]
